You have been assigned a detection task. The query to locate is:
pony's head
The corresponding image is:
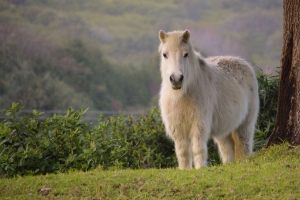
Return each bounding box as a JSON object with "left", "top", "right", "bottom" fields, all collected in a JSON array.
[{"left": 159, "top": 30, "right": 192, "bottom": 90}]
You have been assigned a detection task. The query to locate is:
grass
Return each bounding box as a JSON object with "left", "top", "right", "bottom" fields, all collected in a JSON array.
[{"left": 1, "top": 143, "right": 299, "bottom": 200}]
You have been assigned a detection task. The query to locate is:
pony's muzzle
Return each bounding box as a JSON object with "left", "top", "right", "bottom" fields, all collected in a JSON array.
[{"left": 170, "top": 74, "right": 184, "bottom": 90}]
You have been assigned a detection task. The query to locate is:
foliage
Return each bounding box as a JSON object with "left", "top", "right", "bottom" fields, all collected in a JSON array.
[
  {"left": 0, "top": 103, "right": 221, "bottom": 177},
  {"left": 0, "top": 0, "right": 282, "bottom": 111},
  {"left": 0, "top": 70, "right": 278, "bottom": 177},
  {"left": 254, "top": 69, "right": 279, "bottom": 150},
  {"left": 0, "top": 103, "right": 176, "bottom": 177},
  {"left": 0, "top": 22, "right": 157, "bottom": 110}
]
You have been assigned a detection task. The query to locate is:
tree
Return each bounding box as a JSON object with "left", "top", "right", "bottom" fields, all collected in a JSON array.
[{"left": 268, "top": 0, "right": 300, "bottom": 146}]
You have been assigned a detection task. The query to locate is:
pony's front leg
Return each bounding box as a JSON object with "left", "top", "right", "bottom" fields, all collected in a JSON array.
[
  {"left": 174, "top": 137, "right": 192, "bottom": 169},
  {"left": 191, "top": 124, "right": 209, "bottom": 169}
]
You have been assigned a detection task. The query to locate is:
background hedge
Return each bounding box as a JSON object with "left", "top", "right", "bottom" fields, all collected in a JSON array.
[{"left": 0, "top": 71, "right": 279, "bottom": 177}]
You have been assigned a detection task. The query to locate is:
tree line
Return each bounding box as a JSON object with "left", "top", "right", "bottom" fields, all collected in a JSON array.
[{"left": 0, "top": 22, "right": 160, "bottom": 111}]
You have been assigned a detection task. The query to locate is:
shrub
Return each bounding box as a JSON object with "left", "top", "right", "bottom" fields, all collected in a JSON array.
[
  {"left": 0, "top": 103, "right": 91, "bottom": 177},
  {"left": 0, "top": 71, "right": 279, "bottom": 177},
  {"left": 254, "top": 69, "right": 279, "bottom": 150},
  {"left": 0, "top": 103, "right": 177, "bottom": 177}
]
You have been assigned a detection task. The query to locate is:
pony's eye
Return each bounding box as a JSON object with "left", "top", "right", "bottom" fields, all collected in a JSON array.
[
  {"left": 163, "top": 53, "right": 168, "bottom": 59},
  {"left": 184, "top": 53, "right": 188, "bottom": 58}
]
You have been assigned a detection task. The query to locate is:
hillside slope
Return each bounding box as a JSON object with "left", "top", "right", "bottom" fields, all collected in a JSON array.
[
  {"left": 1, "top": 0, "right": 282, "bottom": 68},
  {"left": 0, "top": 0, "right": 282, "bottom": 110},
  {"left": 1, "top": 144, "right": 299, "bottom": 199}
]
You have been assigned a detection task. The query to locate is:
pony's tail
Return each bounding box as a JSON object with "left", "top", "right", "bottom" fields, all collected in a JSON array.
[{"left": 231, "top": 130, "right": 247, "bottom": 161}]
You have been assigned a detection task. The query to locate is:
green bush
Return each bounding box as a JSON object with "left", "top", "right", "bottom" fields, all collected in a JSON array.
[
  {"left": 0, "top": 103, "right": 177, "bottom": 177},
  {"left": 0, "top": 71, "right": 279, "bottom": 177},
  {"left": 254, "top": 69, "right": 279, "bottom": 151}
]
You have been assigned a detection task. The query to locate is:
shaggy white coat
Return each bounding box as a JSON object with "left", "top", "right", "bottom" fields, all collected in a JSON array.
[{"left": 158, "top": 30, "right": 259, "bottom": 169}]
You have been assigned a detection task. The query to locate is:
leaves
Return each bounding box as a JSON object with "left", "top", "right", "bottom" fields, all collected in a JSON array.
[
  {"left": 0, "top": 70, "right": 279, "bottom": 177},
  {"left": 254, "top": 69, "right": 279, "bottom": 150},
  {"left": 0, "top": 105, "right": 176, "bottom": 177}
]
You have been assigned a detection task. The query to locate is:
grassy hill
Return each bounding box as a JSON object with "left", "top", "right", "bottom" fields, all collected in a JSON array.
[
  {"left": 1, "top": 143, "right": 299, "bottom": 199},
  {"left": 5, "top": 0, "right": 282, "bottom": 68},
  {"left": 0, "top": 0, "right": 282, "bottom": 110}
]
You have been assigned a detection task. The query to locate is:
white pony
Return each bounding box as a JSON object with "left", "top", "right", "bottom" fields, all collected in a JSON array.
[{"left": 158, "top": 30, "right": 259, "bottom": 169}]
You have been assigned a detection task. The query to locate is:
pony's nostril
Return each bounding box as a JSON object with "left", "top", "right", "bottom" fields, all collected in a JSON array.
[
  {"left": 179, "top": 75, "right": 184, "bottom": 82},
  {"left": 170, "top": 75, "right": 175, "bottom": 82}
]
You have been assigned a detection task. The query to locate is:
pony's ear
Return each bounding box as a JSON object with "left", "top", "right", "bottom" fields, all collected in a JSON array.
[
  {"left": 182, "top": 30, "right": 190, "bottom": 43},
  {"left": 159, "top": 30, "right": 168, "bottom": 43}
]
